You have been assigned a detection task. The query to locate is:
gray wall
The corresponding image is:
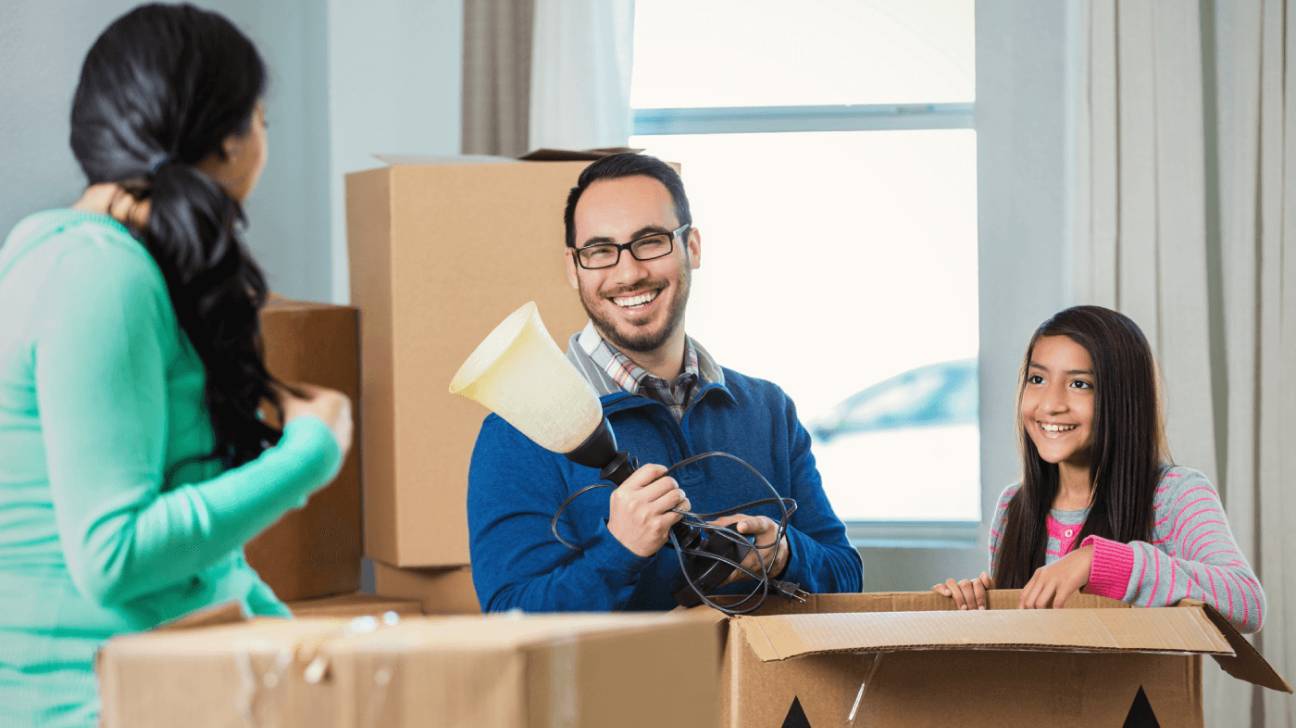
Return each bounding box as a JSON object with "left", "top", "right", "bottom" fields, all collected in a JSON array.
[
  {"left": 326, "top": 0, "right": 463, "bottom": 302},
  {"left": 0, "top": 0, "right": 462, "bottom": 303}
]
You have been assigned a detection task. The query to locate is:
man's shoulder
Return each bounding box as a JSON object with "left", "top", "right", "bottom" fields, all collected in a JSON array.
[{"left": 714, "top": 365, "right": 791, "bottom": 402}]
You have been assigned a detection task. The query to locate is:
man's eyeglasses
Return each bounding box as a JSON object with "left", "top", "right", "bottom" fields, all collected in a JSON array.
[{"left": 573, "top": 223, "right": 690, "bottom": 270}]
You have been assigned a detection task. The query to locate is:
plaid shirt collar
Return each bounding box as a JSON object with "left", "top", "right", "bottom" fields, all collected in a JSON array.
[{"left": 577, "top": 321, "right": 708, "bottom": 418}]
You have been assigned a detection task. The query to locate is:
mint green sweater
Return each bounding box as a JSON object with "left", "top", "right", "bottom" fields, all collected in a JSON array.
[{"left": 0, "top": 210, "right": 342, "bottom": 727}]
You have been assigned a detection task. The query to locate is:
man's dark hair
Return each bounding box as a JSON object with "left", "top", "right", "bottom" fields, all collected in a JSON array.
[{"left": 563, "top": 153, "right": 692, "bottom": 248}]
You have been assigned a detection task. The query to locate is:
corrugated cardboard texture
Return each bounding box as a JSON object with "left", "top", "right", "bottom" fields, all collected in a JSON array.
[
  {"left": 738, "top": 607, "right": 1231, "bottom": 660},
  {"left": 372, "top": 560, "right": 480, "bottom": 615},
  {"left": 288, "top": 593, "right": 422, "bottom": 619},
  {"left": 346, "top": 161, "right": 591, "bottom": 567},
  {"left": 717, "top": 591, "right": 1285, "bottom": 728},
  {"left": 98, "top": 614, "right": 718, "bottom": 728},
  {"left": 245, "top": 300, "right": 362, "bottom": 601}
]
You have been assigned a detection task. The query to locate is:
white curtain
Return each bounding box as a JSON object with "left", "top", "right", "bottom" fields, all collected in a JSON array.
[
  {"left": 461, "top": 0, "right": 635, "bottom": 156},
  {"left": 528, "top": 0, "right": 635, "bottom": 151},
  {"left": 1071, "top": 1, "right": 1296, "bottom": 725}
]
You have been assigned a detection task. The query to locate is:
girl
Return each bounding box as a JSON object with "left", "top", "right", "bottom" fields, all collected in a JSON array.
[
  {"left": 935, "top": 306, "right": 1263, "bottom": 634},
  {"left": 0, "top": 5, "right": 352, "bottom": 725}
]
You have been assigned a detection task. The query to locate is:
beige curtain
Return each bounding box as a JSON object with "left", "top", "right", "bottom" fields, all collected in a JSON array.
[
  {"left": 461, "top": 0, "right": 634, "bottom": 157},
  {"left": 1071, "top": 1, "right": 1296, "bottom": 725},
  {"left": 461, "top": 0, "right": 534, "bottom": 156}
]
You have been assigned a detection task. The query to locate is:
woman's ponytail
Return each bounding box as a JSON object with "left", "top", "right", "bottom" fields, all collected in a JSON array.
[{"left": 70, "top": 4, "right": 282, "bottom": 468}]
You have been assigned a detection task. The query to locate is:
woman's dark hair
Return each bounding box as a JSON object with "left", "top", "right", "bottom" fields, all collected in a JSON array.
[
  {"left": 993, "top": 305, "right": 1167, "bottom": 588},
  {"left": 70, "top": 3, "right": 281, "bottom": 468},
  {"left": 563, "top": 153, "right": 692, "bottom": 248}
]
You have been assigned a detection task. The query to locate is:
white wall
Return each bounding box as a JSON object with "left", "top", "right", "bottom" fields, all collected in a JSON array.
[
  {"left": 860, "top": 0, "right": 1073, "bottom": 591},
  {"left": 326, "top": 0, "right": 463, "bottom": 303},
  {"left": 0, "top": 0, "right": 463, "bottom": 303}
]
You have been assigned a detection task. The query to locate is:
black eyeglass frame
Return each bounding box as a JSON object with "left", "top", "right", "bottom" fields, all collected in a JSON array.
[{"left": 571, "top": 223, "right": 691, "bottom": 270}]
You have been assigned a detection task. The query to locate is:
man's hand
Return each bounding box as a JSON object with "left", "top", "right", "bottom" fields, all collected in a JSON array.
[
  {"left": 1019, "top": 545, "right": 1093, "bottom": 609},
  {"left": 607, "top": 464, "right": 691, "bottom": 558},
  {"left": 708, "top": 514, "right": 790, "bottom": 583},
  {"left": 932, "top": 571, "right": 994, "bottom": 610}
]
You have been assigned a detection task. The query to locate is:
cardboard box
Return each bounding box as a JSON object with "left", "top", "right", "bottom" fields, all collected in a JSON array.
[
  {"left": 98, "top": 613, "right": 719, "bottom": 727},
  {"left": 287, "top": 592, "right": 422, "bottom": 619},
  {"left": 372, "top": 560, "right": 480, "bottom": 615},
  {"left": 346, "top": 158, "right": 592, "bottom": 566},
  {"left": 244, "top": 299, "right": 363, "bottom": 601},
  {"left": 703, "top": 590, "right": 1290, "bottom": 727}
]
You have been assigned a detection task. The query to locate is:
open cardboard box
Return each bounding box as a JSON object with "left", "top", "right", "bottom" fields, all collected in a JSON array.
[
  {"left": 98, "top": 608, "right": 718, "bottom": 727},
  {"left": 693, "top": 590, "right": 1290, "bottom": 727}
]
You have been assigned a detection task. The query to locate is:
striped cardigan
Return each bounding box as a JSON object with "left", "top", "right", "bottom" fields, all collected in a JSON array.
[{"left": 988, "top": 466, "right": 1265, "bottom": 633}]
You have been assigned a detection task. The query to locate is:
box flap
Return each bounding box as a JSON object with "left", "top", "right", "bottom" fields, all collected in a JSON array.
[
  {"left": 1183, "top": 600, "right": 1293, "bottom": 692},
  {"left": 737, "top": 606, "right": 1233, "bottom": 662},
  {"left": 155, "top": 601, "right": 248, "bottom": 631},
  {"left": 372, "top": 153, "right": 514, "bottom": 166},
  {"left": 263, "top": 296, "right": 354, "bottom": 313},
  {"left": 517, "top": 147, "right": 642, "bottom": 161},
  {"left": 288, "top": 593, "right": 422, "bottom": 619}
]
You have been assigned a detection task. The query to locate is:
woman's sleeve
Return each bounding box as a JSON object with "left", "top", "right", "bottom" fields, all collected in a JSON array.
[{"left": 33, "top": 244, "right": 341, "bottom": 606}]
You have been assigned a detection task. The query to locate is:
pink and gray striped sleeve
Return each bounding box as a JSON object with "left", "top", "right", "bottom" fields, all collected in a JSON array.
[{"left": 1082, "top": 466, "right": 1265, "bottom": 634}]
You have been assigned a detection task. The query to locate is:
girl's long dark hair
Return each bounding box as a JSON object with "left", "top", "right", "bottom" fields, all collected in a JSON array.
[
  {"left": 70, "top": 4, "right": 283, "bottom": 468},
  {"left": 993, "top": 305, "right": 1167, "bottom": 588}
]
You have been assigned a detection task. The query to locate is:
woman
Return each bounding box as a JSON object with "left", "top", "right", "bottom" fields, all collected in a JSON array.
[
  {"left": 934, "top": 306, "right": 1263, "bottom": 634},
  {"left": 0, "top": 5, "right": 352, "bottom": 725}
]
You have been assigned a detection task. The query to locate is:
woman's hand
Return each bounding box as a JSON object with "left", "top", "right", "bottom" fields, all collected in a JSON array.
[
  {"left": 279, "top": 383, "right": 353, "bottom": 459},
  {"left": 1019, "top": 545, "right": 1093, "bottom": 609},
  {"left": 932, "top": 571, "right": 994, "bottom": 610}
]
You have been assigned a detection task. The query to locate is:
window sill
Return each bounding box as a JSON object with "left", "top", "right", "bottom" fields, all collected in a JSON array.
[{"left": 847, "top": 520, "right": 980, "bottom": 551}]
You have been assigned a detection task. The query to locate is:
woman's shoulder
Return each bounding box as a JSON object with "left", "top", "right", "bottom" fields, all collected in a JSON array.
[{"left": 6, "top": 210, "right": 164, "bottom": 295}]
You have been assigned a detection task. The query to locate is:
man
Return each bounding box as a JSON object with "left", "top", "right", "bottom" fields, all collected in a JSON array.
[{"left": 467, "top": 153, "right": 861, "bottom": 611}]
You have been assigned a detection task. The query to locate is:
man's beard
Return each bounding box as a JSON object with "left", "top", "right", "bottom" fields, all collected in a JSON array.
[{"left": 580, "top": 266, "right": 691, "bottom": 354}]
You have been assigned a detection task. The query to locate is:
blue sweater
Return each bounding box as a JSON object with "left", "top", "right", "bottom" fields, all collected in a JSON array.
[{"left": 467, "top": 367, "right": 863, "bottom": 612}]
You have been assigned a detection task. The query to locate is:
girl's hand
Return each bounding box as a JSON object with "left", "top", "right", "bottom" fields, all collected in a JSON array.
[
  {"left": 1019, "top": 545, "right": 1093, "bottom": 609},
  {"left": 932, "top": 571, "right": 993, "bottom": 610}
]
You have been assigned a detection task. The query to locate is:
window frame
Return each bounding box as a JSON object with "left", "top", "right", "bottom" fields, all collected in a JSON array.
[{"left": 631, "top": 101, "right": 982, "bottom": 546}]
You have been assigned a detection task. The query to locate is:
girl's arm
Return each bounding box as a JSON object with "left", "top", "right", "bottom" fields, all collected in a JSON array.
[{"left": 1083, "top": 468, "right": 1265, "bottom": 633}]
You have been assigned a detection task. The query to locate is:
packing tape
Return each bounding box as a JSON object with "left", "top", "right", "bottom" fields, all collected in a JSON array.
[
  {"left": 228, "top": 611, "right": 405, "bottom": 727},
  {"left": 846, "top": 653, "right": 885, "bottom": 725},
  {"left": 545, "top": 637, "right": 581, "bottom": 725}
]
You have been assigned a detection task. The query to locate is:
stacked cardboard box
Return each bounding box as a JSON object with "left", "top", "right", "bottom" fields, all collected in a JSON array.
[
  {"left": 373, "top": 562, "right": 479, "bottom": 615},
  {"left": 287, "top": 593, "right": 422, "bottom": 619},
  {"left": 246, "top": 299, "right": 363, "bottom": 602},
  {"left": 98, "top": 612, "right": 719, "bottom": 727},
  {"left": 697, "top": 590, "right": 1290, "bottom": 727},
  {"left": 346, "top": 157, "right": 595, "bottom": 604}
]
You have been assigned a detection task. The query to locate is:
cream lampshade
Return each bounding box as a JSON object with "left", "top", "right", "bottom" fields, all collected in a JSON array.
[{"left": 449, "top": 301, "right": 602, "bottom": 454}]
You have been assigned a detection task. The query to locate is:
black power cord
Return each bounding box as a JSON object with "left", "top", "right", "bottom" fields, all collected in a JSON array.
[{"left": 550, "top": 450, "right": 810, "bottom": 615}]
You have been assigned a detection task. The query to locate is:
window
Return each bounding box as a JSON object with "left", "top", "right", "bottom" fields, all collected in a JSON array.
[{"left": 631, "top": 0, "right": 979, "bottom": 524}]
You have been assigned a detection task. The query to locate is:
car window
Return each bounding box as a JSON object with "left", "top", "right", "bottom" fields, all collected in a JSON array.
[{"left": 841, "top": 367, "right": 948, "bottom": 430}]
